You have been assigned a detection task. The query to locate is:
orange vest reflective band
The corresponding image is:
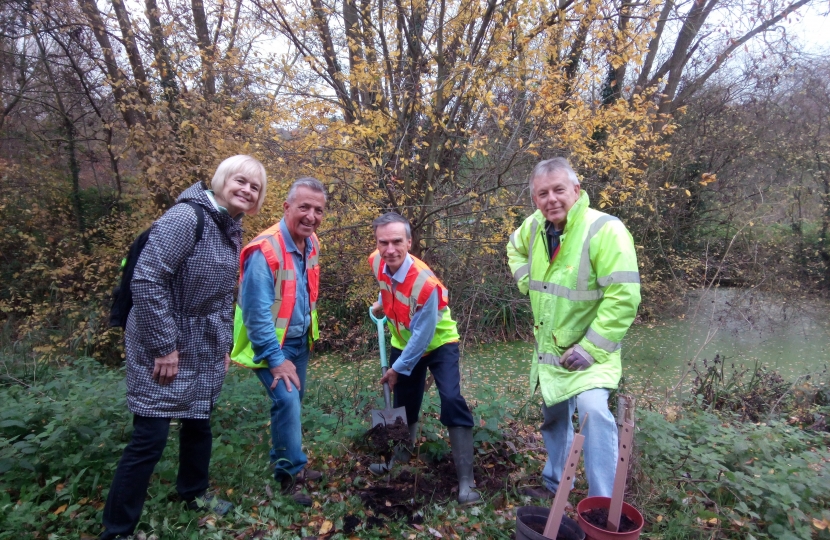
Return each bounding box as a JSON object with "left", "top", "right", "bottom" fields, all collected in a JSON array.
[
  {"left": 231, "top": 223, "right": 320, "bottom": 368},
  {"left": 368, "top": 251, "right": 459, "bottom": 351}
]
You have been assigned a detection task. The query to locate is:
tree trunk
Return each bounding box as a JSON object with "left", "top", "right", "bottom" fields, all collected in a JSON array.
[
  {"left": 33, "top": 28, "right": 87, "bottom": 249},
  {"left": 191, "top": 0, "right": 216, "bottom": 96},
  {"left": 110, "top": 0, "right": 154, "bottom": 108},
  {"left": 77, "top": 0, "right": 146, "bottom": 129},
  {"left": 145, "top": 0, "right": 180, "bottom": 105},
  {"left": 343, "top": 0, "right": 362, "bottom": 108}
]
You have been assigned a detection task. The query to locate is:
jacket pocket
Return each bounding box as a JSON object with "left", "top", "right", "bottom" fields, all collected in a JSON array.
[
  {"left": 552, "top": 329, "right": 584, "bottom": 349},
  {"left": 154, "top": 366, "right": 197, "bottom": 413}
]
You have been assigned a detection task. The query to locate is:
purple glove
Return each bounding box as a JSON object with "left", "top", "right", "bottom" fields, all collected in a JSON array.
[{"left": 561, "top": 344, "right": 594, "bottom": 371}]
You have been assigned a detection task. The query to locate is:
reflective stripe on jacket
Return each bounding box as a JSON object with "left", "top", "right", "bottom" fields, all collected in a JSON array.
[
  {"left": 368, "top": 251, "right": 459, "bottom": 351},
  {"left": 231, "top": 223, "right": 320, "bottom": 368},
  {"left": 506, "top": 191, "right": 641, "bottom": 406}
]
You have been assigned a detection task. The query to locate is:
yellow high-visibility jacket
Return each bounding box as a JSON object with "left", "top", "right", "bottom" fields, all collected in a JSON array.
[{"left": 507, "top": 191, "right": 641, "bottom": 406}]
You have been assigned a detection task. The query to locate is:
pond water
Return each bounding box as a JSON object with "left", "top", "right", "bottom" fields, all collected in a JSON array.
[
  {"left": 311, "top": 288, "right": 830, "bottom": 403},
  {"left": 622, "top": 287, "right": 830, "bottom": 400}
]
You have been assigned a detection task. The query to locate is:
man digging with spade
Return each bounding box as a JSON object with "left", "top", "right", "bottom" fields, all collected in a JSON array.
[{"left": 367, "top": 212, "right": 481, "bottom": 505}]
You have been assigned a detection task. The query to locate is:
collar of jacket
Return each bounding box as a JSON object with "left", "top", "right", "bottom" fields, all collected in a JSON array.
[{"left": 177, "top": 182, "right": 244, "bottom": 240}]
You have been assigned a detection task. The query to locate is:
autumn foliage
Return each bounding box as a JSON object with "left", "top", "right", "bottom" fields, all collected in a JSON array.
[{"left": 0, "top": 0, "right": 824, "bottom": 361}]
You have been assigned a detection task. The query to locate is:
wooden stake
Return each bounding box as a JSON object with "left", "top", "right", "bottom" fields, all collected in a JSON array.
[
  {"left": 607, "top": 419, "right": 635, "bottom": 532},
  {"left": 616, "top": 394, "right": 636, "bottom": 426},
  {"left": 543, "top": 414, "right": 588, "bottom": 539}
]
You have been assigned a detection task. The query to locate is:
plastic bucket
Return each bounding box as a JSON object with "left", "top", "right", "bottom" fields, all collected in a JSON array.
[
  {"left": 575, "top": 497, "right": 644, "bottom": 540},
  {"left": 516, "top": 506, "right": 586, "bottom": 540}
]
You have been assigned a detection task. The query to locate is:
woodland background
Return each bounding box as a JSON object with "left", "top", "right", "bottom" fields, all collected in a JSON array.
[
  {"left": 1, "top": 0, "right": 830, "bottom": 362},
  {"left": 3, "top": 2, "right": 830, "bottom": 538}
]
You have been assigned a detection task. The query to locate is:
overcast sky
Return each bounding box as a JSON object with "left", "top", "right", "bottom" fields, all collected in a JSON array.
[{"left": 782, "top": 4, "right": 830, "bottom": 53}]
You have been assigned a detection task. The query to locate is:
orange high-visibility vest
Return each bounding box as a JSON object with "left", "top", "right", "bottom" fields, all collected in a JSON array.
[
  {"left": 368, "top": 251, "right": 459, "bottom": 351},
  {"left": 231, "top": 223, "right": 320, "bottom": 368}
]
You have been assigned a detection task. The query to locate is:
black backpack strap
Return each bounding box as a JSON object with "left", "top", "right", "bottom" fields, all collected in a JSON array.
[{"left": 182, "top": 200, "right": 205, "bottom": 243}]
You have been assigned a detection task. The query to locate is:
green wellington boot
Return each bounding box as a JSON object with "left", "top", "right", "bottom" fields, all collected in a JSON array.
[{"left": 448, "top": 426, "right": 482, "bottom": 505}]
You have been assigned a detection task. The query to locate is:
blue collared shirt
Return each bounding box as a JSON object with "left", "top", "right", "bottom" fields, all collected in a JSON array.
[
  {"left": 239, "top": 218, "right": 312, "bottom": 369},
  {"left": 381, "top": 254, "right": 439, "bottom": 376}
]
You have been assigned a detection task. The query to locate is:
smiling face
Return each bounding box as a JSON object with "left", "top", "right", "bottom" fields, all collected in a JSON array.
[
  {"left": 283, "top": 186, "right": 326, "bottom": 245},
  {"left": 531, "top": 170, "right": 581, "bottom": 230},
  {"left": 375, "top": 222, "right": 411, "bottom": 274},
  {"left": 214, "top": 172, "right": 263, "bottom": 217}
]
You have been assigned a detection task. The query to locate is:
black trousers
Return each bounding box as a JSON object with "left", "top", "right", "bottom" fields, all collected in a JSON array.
[
  {"left": 100, "top": 415, "right": 212, "bottom": 539},
  {"left": 392, "top": 342, "right": 474, "bottom": 428}
]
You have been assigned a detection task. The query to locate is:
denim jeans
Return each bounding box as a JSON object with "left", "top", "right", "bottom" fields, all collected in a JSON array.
[
  {"left": 391, "top": 342, "right": 474, "bottom": 428},
  {"left": 100, "top": 415, "right": 212, "bottom": 539},
  {"left": 254, "top": 333, "right": 309, "bottom": 481},
  {"left": 540, "top": 387, "right": 617, "bottom": 497}
]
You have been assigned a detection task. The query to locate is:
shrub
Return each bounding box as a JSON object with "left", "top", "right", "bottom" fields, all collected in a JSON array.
[{"left": 635, "top": 409, "right": 830, "bottom": 539}]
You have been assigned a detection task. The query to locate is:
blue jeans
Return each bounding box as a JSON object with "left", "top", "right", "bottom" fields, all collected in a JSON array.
[
  {"left": 540, "top": 388, "right": 617, "bottom": 497},
  {"left": 391, "top": 342, "right": 474, "bottom": 428},
  {"left": 254, "top": 334, "right": 309, "bottom": 481},
  {"left": 101, "top": 415, "right": 212, "bottom": 539}
]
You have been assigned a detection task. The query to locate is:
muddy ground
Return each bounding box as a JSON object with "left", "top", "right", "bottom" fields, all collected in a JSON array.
[
  {"left": 339, "top": 420, "right": 574, "bottom": 532},
  {"left": 233, "top": 420, "right": 591, "bottom": 539}
]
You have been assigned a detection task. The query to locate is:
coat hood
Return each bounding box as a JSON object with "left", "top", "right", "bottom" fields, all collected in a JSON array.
[{"left": 176, "top": 182, "right": 244, "bottom": 243}]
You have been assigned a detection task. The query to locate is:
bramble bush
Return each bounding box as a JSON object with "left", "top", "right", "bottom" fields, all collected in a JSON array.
[{"left": 634, "top": 408, "right": 830, "bottom": 540}]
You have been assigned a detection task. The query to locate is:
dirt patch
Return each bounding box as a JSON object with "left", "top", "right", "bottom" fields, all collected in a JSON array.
[
  {"left": 342, "top": 514, "right": 361, "bottom": 534},
  {"left": 320, "top": 419, "right": 540, "bottom": 532},
  {"left": 580, "top": 507, "right": 637, "bottom": 533},
  {"left": 356, "top": 443, "right": 515, "bottom": 521},
  {"left": 364, "top": 416, "right": 411, "bottom": 460}
]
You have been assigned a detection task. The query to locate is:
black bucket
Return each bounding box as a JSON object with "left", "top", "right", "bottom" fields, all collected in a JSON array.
[{"left": 516, "top": 506, "right": 585, "bottom": 540}]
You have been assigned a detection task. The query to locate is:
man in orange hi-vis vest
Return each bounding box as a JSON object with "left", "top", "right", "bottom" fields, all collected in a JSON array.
[
  {"left": 231, "top": 177, "right": 326, "bottom": 507},
  {"left": 367, "top": 212, "right": 481, "bottom": 505}
]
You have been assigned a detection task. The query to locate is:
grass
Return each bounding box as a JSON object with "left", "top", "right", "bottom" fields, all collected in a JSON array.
[{"left": 1, "top": 354, "right": 829, "bottom": 539}]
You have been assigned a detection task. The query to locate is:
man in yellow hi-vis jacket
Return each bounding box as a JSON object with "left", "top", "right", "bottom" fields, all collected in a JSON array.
[{"left": 507, "top": 158, "right": 641, "bottom": 500}]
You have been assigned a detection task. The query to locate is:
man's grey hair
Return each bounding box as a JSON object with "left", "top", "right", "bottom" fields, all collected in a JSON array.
[
  {"left": 372, "top": 212, "right": 411, "bottom": 240},
  {"left": 287, "top": 177, "right": 328, "bottom": 202},
  {"left": 529, "top": 158, "right": 580, "bottom": 192}
]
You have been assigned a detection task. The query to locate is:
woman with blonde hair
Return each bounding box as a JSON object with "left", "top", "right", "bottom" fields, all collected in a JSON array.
[{"left": 100, "top": 155, "right": 267, "bottom": 539}]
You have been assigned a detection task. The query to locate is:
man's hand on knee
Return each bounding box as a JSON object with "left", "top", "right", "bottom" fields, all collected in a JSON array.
[{"left": 270, "top": 361, "right": 301, "bottom": 392}]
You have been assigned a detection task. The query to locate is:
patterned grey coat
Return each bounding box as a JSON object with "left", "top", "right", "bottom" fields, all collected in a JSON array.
[{"left": 125, "top": 183, "right": 243, "bottom": 419}]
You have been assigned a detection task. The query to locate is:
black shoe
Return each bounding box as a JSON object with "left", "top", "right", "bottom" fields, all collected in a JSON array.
[{"left": 280, "top": 479, "right": 313, "bottom": 506}]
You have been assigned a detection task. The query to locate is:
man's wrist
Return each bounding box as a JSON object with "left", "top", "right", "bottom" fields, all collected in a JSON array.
[
  {"left": 267, "top": 356, "right": 285, "bottom": 369},
  {"left": 391, "top": 359, "right": 411, "bottom": 376}
]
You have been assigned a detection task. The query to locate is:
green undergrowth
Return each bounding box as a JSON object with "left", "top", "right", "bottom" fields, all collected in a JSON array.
[
  {"left": 634, "top": 409, "right": 830, "bottom": 540},
  {"left": 1, "top": 356, "right": 829, "bottom": 539}
]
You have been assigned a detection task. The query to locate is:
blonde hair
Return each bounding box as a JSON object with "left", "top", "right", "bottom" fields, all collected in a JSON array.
[{"left": 210, "top": 155, "right": 268, "bottom": 215}]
